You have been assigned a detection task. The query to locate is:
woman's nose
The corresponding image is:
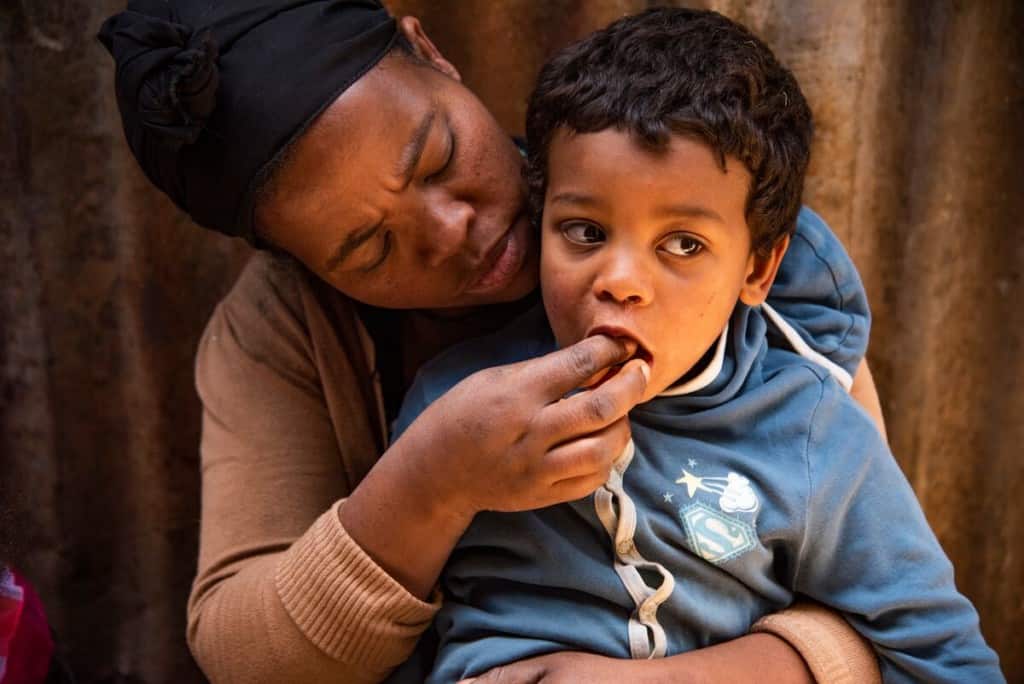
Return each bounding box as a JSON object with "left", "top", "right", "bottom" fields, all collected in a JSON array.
[
  {"left": 594, "top": 252, "right": 653, "bottom": 306},
  {"left": 418, "top": 197, "right": 475, "bottom": 267}
]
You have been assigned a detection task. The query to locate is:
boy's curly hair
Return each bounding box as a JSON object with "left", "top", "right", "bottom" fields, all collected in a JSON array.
[{"left": 525, "top": 7, "right": 813, "bottom": 256}]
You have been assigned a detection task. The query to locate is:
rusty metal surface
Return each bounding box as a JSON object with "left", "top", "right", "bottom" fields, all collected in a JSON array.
[{"left": 2, "top": 1, "right": 1021, "bottom": 681}]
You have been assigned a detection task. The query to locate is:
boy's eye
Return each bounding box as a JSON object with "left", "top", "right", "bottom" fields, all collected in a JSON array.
[
  {"left": 661, "top": 234, "right": 704, "bottom": 257},
  {"left": 561, "top": 221, "right": 605, "bottom": 245}
]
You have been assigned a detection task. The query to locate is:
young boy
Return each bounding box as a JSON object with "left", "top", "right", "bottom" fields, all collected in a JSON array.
[{"left": 392, "top": 8, "right": 1001, "bottom": 683}]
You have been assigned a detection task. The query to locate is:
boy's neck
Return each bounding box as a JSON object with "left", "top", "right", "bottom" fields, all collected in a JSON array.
[{"left": 664, "top": 333, "right": 722, "bottom": 392}]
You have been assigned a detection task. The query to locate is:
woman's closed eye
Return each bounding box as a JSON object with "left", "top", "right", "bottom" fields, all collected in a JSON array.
[
  {"left": 561, "top": 221, "right": 605, "bottom": 245},
  {"left": 361, "top": 231, "right": 392, "bottom": 272},
  {"left": 424, "top": 126, "right": 456, "bottom": 184},
  {"left": 660, "top": 233, "right": 704, "bottom": 257}
]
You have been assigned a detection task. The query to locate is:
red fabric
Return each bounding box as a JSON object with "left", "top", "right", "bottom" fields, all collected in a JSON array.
[{"left": 0, "top": 569, "right": 53, "bottom": 684}]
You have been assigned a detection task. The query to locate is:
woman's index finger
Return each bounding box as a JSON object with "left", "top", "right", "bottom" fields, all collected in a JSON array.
[
  {"left": 540, "top": 358, "right": 649, "bottom": 441},
  {"left": 524, "top": 334, "right": 636, "bottom": 401}
]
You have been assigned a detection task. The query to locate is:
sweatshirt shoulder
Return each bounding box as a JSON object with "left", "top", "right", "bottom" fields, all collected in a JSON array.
[
  {"left": 417, "top": 305, "right": 553, "bottom": 397},
  {"left": 793, "top": 360, "right": 888, "bottom": 474},
  {"left": 759, "top": 353, "right": 877, "bottom": 464},
  {"left": 392, "top": 306, "right": 554, "bottom": 438},
  {"left": 768, "top": 207, "right": 871, "bottom": 376}
]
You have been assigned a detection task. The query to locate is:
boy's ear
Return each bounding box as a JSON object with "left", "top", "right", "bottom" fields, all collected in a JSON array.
[
  {"left": 739, "top": 235, "right": 790, "bottom": 307},
  {"left": 396, "top": 16, "right": 462, "bottom": 82}
]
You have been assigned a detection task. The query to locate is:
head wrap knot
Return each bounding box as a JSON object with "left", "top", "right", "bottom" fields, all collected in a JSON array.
[
  {"left": 98, "top": 1, "right": 398, "bottom": 242},
  {"left": 143, "top": 28, "right": 219, "bottom": 146},
  {"left": 99, "top": 3, "right": 220, "bottom": 149}
]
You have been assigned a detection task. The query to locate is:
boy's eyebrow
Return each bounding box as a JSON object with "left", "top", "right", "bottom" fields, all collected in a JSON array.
[
  {"left": 549, "top": 191, "right": 601, "bottom": 207},
  {"left": 549, "top": 192, "right": 724, "bottom": 224},
  {"left": 655, "top": 203, "right": 725, "bottom": 224}
]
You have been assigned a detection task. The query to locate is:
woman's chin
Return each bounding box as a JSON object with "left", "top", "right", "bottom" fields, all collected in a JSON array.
[{"left": 478, "top": 254, "right": 540, "bottom": 305}]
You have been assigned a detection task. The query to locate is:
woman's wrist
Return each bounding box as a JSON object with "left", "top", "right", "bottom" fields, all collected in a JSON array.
[
  {"left": 631, "top": 632, "right": 814, "bottom": 684},
  {"left": 388, "top": 425, "right": 481, "bottom": 525},
  {"left": 338, "top": 435, "right": 475, "bottom": 599}
]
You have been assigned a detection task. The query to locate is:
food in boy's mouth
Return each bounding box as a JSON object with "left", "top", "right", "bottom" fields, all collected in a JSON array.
[{"left": 580, "top": 326, "right": 654, "bottom": 389}]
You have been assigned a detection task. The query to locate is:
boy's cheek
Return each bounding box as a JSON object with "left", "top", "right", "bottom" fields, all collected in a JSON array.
[
  {"left": 540, "top": 231, "right": 595, "bottom": 347},
  {"left": 540, "top": 239, "right": 564, "bottom": 322},
  {"left": 541, "top": 281, "right": 575, "bottom": 348}
]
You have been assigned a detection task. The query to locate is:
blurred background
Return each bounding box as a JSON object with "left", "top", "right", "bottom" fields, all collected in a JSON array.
[{"left": 1, "top": 1, "right": 1021, "bottom": 681}]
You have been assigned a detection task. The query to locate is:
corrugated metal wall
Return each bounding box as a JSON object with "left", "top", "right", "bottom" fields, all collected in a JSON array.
[{"left": 2, "top": 1, "right": 1021, "bottom": 681}]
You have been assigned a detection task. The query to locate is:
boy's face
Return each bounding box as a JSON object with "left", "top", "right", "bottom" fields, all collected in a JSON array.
[{"left": 540, "top": 128, "right": 786, "bottom": 401}]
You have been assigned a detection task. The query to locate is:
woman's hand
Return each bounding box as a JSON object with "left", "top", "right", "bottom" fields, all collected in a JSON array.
[
  {"left": 340, "top": 334, "right": 649, "bottom": 599},
  {"left": 392, "top": 334, "right": 650, "bottom": 521},
  {"left": 458, "top": 652, "right": 654, "bottom": 684}
]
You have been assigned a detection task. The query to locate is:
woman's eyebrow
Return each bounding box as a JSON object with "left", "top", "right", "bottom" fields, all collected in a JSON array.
[
  {"left": 323, "top": 108, "right": 440, "bottom": 273},
  {"left": 395, "top": 107, "right": 437, "bottom": 188}
]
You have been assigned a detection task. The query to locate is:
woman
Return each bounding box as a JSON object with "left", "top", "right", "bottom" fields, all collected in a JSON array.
[{"left": 99, "top": 2, "right": 884, "bottom": 682}]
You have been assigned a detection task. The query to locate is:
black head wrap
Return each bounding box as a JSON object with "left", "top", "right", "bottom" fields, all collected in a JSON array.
[{"left": 98, "top": 0, "right": 398, "bottom": 243}]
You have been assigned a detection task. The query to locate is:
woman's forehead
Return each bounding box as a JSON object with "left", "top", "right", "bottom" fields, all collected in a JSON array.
[
  {"left": 325, "top": 55, "right": 451, "bottom": 133},
  {"left": 259, "top": 58, "right": 460, "bottom": 236},
  {"left": 272, "top": 64, "right": 432, "bottom": 198},
  {"left": 292, "top": 58, "right": 457, "bottom": 182}
]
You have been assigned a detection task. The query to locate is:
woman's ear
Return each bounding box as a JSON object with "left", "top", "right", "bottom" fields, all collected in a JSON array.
[
  {"left": 739, "top": 235, "right": 790, "bottom": 306},
  {"left": 396, "top": 16, "right": 462, "bottom": 82}
]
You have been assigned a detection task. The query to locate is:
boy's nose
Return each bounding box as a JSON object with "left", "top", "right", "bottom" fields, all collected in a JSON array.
[{"left": 594, "top": 253, "right": 653, "bottom": 306}]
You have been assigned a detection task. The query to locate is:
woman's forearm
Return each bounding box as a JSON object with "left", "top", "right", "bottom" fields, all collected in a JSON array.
[
  {"left": 189, "top": 265, "right": 443, "bottom": 683},
  {"left": 190, "top": 413, "right": 442, "bottom": 683},
  {"left": 468, "top": 607, "right": 883, "bottom": 684},
  {"left": 463, "top": 634, "right": 814, "bottom": 684},
  {"left": 189, "top": 551, "right": 391, "bottom": 684}
]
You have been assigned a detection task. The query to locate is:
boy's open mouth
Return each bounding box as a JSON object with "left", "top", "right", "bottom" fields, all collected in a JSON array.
[{"left": 581, "top": 325, "right": 654, "bottom": 389}]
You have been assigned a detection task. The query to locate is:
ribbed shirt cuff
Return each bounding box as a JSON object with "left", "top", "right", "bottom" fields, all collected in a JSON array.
[
  {"left": 276, "top": 500, "right": 441, "bottom": 669},
  {"left": 752, "top": 603, "right": 881, "bottom": 684}
]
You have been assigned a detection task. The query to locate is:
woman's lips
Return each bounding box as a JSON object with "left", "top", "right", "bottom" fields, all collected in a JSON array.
[{"left": 465, "top": 214, "right": 529, "bottom": 295}]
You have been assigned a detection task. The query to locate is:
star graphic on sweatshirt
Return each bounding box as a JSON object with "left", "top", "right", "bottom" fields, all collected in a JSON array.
[
  {"left": 687, "top": 458, "right": 698, "bottom": 468},
  {"left": 663, "top": 492, "right": 674, "bottom": 503},
  {"left": 676, "top": 470, "right": 710, "bottom": 498}
]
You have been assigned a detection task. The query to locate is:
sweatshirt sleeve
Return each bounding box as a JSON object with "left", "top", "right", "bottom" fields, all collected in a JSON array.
[
  {"left": 187, "top": 256, "right": 439, "bottom": 684},
  {"left": 794, "top": 375, "right": 1003, "bottom": 683},
  {"left": 766, "top": 207, "right": 870, "bottom": 377}
]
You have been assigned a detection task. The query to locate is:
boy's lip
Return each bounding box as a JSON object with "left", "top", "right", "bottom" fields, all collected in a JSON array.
[
  {"left": 581, "top": 324, "right": 654, "bottom": 389},
  {"left": 586, "top": 324, "right": 653, "bottom": 362}
]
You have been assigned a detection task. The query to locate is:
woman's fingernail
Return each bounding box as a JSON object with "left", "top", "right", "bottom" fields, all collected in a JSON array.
[{"left": 638, "top": 360, "right": 650, "bottom": 383}]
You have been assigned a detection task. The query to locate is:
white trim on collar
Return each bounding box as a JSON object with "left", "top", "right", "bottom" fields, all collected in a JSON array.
[
  {"left": 760, "top": 302, "right": 853, "bottom": 391},
  {"left": 658, "top": 322, "right": 730, "bottom": 397}
]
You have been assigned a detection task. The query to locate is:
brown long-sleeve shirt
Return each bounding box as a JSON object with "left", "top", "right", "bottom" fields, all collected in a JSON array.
[{"left": 186, "top": 252, "right": 880, "bottom": 683}]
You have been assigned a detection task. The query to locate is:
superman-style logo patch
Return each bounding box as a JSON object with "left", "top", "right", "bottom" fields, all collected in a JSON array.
[{"left": 680, "top": 501, "right": 756, "bottom": 564}]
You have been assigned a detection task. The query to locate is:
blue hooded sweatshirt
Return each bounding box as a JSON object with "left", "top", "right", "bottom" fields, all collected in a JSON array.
[{"left": 390, "top": 209, "right": 1002, "bottom": 683}]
